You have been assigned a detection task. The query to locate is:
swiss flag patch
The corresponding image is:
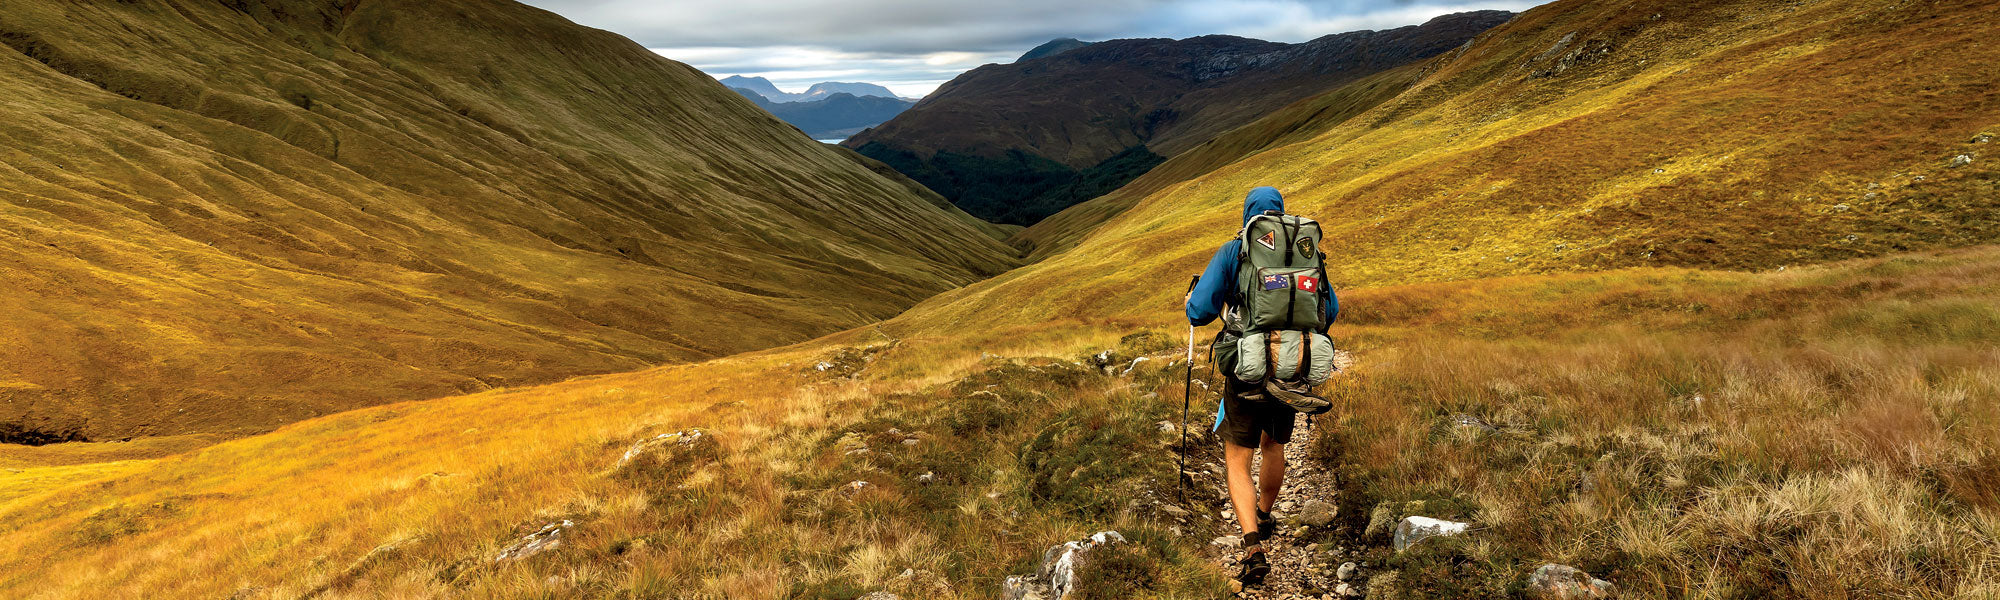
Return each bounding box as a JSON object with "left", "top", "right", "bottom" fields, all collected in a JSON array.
[{"left": 1296, "top": 275, "right": 1319, "bottom": 292}]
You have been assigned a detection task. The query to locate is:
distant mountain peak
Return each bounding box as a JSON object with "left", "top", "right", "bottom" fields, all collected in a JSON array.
[
  {"left": 1018, "top": 38, "right": 1095, "bottom": 62},
  {"left": 800, "top": 81, "right": 899, "bottom": 101},
  {"left": 718, "top": 76, "right": 903, "bottom": 103},
  {"left": 718, "top": 75, "right": 784, "bottom": 100}
]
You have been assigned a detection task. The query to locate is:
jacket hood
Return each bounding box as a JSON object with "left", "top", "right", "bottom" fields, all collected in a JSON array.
[{"left": 1241, "top": 186, "right": 1284, "bottom": 225}]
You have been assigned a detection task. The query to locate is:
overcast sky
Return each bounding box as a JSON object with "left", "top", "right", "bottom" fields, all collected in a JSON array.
[{"left": 521, "top": 0, "right": 1549, "bottom": 98}]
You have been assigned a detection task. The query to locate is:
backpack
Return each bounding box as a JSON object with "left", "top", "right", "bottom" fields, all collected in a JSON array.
[{"left": 1213, "top": 210, "right": 1335, "bottom": 414}]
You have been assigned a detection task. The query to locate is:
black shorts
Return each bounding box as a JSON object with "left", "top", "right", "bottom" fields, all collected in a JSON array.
[{"left": 1214, "top": 378, "right": 1295, "bottom": 448}]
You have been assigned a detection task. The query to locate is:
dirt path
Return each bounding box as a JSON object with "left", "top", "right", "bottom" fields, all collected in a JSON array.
[
  {"left": 1211, "top": 416, "right": 1348, "bottom": 598},
  {"left": 1205, "top": 351, "right": 1360, "bottom": 599}
]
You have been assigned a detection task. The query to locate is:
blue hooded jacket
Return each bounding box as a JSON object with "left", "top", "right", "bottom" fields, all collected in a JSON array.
[{"left": 1185, "top": 186, "right": 1339, "bottom": 328}]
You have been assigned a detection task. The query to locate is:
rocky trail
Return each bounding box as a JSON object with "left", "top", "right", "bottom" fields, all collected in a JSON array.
[
  {"left": 1208, "top": 411, "right": 1368, "bottom": 599},
  {"left": 1191, "top": 351, "right": 1368, "bottom": 599}
]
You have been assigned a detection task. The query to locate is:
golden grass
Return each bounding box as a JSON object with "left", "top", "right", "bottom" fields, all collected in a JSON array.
[
  {"left": 2, "top": 246, "right": 1994, "bottom": 598},
  {"left": 989, "top": 0, "right": 1999, "bottom": 335},
  {"left": 1311, "top": 247, "right": 2000, "bottom": 598},
  {"left": 5, "top": 0, "right": 1998, "bottom": 597},
  {"left": 0, "top": 0, "right": 1019, "bottom": 440}
]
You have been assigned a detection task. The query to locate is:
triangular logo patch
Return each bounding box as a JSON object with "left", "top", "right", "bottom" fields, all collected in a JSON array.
[{"left": 1256, "top": 231, "right": 1277, "bottom": 251}]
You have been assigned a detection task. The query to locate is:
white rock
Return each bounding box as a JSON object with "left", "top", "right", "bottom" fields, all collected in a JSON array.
[
  {"left": 494, "top": 520, "right": 571, "bottom": 562},
  {"left": 1337, "top": 561, "right": 1358, "bottom": 580},
  {"left": 1949, "top": 154, "right": 1974, "bottom": 168},
  {"left": 1393, "top": 516, "right": 1469, "bottom": 552},
  {"left": 1121, "top": 357, "right": 1150, "bottom": 375}
]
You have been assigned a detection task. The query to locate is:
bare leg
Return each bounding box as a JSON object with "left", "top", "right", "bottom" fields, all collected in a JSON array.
[
  {"left": 1257, "top": 432, "right": 1286, "bottom": 513},
  {"left": 1224, "top": 440, "right": 1260, "bottom": 535}
]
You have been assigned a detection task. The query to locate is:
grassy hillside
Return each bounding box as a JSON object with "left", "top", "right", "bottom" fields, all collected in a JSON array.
[
  {"left": 3, "top": 0, "right": 1997, "bottom": 597},
  {"left": 1013, "top": 63, "right": 1430, "bottom": 260},
  {"left": 898, "top": 0, "right": 1999, "bottom": 334},
  {"left": 3, "top": 245, "right": 1993, "bottom": 598},
  {"left": 0, "top": 0, "right": 1019, "bottom": 441}
]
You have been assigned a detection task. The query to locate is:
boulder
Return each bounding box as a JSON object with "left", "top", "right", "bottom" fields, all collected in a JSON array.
[
  {"left": 1392, "top": 516, "right": 1469, "bottom": 552},
  {"left": 1002, "top": 531, "right": 1126, "bottom": 600},
  {"left": 1949, "top": 154, "right": 1974, "bottom": 168},
  {"left": 1526, "top": 563, "right": 1617, "bottom": 599},
  {"left": 610, "top": 428, "right": 717, "bottom": 481},
  {"left": 1337, "top": 561, "right": 1359, "bottom": 581}
]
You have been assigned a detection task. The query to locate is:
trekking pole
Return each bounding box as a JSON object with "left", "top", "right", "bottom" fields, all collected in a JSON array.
[{"left": 1179, "top": 275, "right": 1199, "bottom": 503}]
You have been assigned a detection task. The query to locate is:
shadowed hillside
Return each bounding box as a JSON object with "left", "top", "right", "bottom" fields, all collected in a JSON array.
[
  {"left": 845, "top": 11, "right": 1514, "bottom": 225},
  {"left": 0, "top": 0, "right": 1018, "bottom": 441}
]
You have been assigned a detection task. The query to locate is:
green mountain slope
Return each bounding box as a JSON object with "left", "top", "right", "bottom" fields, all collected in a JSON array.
[
  {"left": 844, "top": 11, "right": 1515, "bottom": 225},
  {"left": 889, "top": 0, "right": 2000, "bottom": 334},
  {"left": 0, "top": 0, "right": 1018, "bottom": 441}
]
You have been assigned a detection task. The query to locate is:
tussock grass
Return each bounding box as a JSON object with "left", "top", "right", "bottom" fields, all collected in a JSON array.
[
  {"left": 0, "top": 320, "right": 1227, "bottom": 598},
  {"left": 5, "top": 247, "right": 1996, "bottom": 598},
  {"left": 1313, "top": 247, "right": 2000, "bottom": 598}
]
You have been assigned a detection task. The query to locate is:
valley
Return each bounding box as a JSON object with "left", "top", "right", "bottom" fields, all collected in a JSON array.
[
  {"left": 0, "top": 0, "right": 1016, "bottom": 442},
  {"left": 1, "top": 0, "right": 1997, "bottom": 598}
]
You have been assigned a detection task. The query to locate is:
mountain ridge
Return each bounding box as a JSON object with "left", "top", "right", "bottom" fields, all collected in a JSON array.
[{"left": 845, "top": 10, "right": 1517, "bottom": 225}]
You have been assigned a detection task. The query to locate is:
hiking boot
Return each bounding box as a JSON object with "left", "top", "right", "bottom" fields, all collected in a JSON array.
[
  {"left": 1238, "top": 532, "right": 1270, "bottom": 586},
  {"left": 1256, "top": 508, "right": 1276, "bottom": 539},
  {"left": 1263, "top": 379, "right": 1331, "bottom": 415}
]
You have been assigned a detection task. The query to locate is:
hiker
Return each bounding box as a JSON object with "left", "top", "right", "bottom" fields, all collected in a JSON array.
[{"left": 1185, "top": 186, "right": 1339, "bottom": 586}]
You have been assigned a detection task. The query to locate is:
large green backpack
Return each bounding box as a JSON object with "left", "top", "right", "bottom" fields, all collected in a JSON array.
[
  {"left": 1220, "top": 210, "right": 1336, "bottom": 414},
  {"left": 1234, "top": 211, "right": 1329, "bottom": 332}
]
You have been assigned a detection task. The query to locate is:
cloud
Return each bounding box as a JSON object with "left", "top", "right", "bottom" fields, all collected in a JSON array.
[{"left": 522, "top": 0, "right": 1549, "bottom": 97}]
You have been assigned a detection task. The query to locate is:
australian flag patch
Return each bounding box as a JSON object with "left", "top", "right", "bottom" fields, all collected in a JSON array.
[{"left": 1261, "top": 274, "right": 1289, "bottom": 291}]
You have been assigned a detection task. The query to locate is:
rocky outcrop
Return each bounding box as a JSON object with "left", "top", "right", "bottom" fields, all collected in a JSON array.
[
  {"left": 1002, "top": 531, "right": 1127, "bottom": 600},
  {"left": 609, "top": 429, "right": 719, "bottom": 482}
]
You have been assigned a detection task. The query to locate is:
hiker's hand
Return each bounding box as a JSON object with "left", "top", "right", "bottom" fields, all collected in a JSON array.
[{"left": 1184, "top": 290, "right": 1193, "bottom": 305}]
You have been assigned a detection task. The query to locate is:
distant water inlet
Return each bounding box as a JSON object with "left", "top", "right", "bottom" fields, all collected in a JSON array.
[{"left": 816, "top": 138, "right": 845, "bottom": 144}]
